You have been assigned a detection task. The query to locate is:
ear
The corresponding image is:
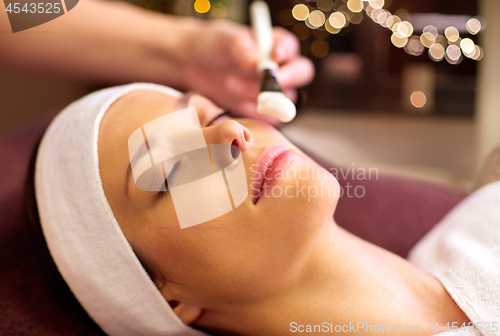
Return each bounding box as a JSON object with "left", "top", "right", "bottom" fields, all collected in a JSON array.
[{"left": 172, "top": 302, "right": 203, "bottom": 325}]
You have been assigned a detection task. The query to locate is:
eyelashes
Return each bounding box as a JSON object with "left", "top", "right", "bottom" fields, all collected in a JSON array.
[
  {"left": 165, "top": 160, "right": 181, "bottom": 187},
  {"left": 207, "top": 109, "right": 233, "bottom": 126}
]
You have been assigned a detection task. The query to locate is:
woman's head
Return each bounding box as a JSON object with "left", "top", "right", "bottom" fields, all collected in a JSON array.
[
  {"left": 98, "top": 89, "right": 340, "bottom": 324},
  {"left": 35, "top": 83, "right": 339, "bottom": 334}
]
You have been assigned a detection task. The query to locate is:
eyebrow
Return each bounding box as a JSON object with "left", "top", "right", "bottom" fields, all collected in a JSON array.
[{"left": 125, "top": 92, "right": 194, "bottom": 197}]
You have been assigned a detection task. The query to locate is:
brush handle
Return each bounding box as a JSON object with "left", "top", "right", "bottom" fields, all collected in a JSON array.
[{"left": 250, "top": 1, "right": 278, "bottom": 71}]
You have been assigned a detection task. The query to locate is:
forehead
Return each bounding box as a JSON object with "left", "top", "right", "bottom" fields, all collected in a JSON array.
[
  {"left": 99, "top": 89, "right": 185, "bottom": 154},
  {"left": 104, "top": 89, "right": 181, "bottom": 136}
]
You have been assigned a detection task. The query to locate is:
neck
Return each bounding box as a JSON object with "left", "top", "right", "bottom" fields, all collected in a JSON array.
[{"left": 200, "top": 219, "right": 469, "bottom": 336}]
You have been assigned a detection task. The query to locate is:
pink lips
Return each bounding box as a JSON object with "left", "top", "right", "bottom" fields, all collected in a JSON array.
[{"left": 251, "top": 145, "right": 297, "bottom": 203}]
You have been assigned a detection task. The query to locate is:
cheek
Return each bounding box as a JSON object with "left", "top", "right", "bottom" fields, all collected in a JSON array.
[{"left": 258, "top": 155, "right": 339, "bottom": 223}]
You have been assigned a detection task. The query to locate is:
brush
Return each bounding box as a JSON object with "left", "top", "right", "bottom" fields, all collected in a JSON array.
[{"left": 250, "top": 1, "right": 297, "bottom": 123}]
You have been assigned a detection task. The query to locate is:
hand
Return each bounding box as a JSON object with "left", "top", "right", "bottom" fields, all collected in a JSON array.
[{"left": 180, "top": 19, "right": 315, "bottom": 124}]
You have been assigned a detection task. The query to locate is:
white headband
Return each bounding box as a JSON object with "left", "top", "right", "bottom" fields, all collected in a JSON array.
[{"left": 35, "top": 83, "right": 210, "bottom": 336}]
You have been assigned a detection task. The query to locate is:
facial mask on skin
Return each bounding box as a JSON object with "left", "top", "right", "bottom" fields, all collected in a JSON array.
[{"left": 128, "top": 106, "right": 248, "bottom": 229}]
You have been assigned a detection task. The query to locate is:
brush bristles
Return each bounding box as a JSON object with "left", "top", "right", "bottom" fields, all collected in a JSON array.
[{"left": 257, "top": 91, "right": 296, "bottom": 123}]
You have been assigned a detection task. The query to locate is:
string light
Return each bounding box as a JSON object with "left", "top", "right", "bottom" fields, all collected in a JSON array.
[
  {"left": 405, "top": 36, "right": 424, "bottom": 56},
  {"left": 194, "top": 0, "right": 210, "bottom": 13},
  {"left": 444, "top": 26, "right": 460, "bottom": 42},
  {"left": 446, "top": 45, "right": 461, "bottom": 61},
  {"left": 429, "top": 43, "right": 445, "bottom": 61},
  {"left": 410, "top": 91, "right": 427, "bottom": 108},
  {"left": 311, "top": 40, "right": 330, "bottom": 58},
  {"left": 308, "top": 10, "right": 326, "bottom": 27},
  {"left": 347, "top": 0, "right": 363, "bottom": 13},
  {"left": 391, "top": 34, "right": 408, "bottom": 48},
  {"left": 329, "top": 12, "right": 346, "bottom": 29},
  {"left": 211, "top": 2, "right": 226, "bottom": 18},
  {"left": 288, "top": 1, "right": 484, "bottom": 62},
  {"left": 317, "top": 0, "right": 334, "bottom": 11},
  {"left": 325, "top": 18, "right": 341, "bottom": 34},
  {"left": 292, "top": 4, "right": 309, "bottom": 21},
  {"left": 368, "top": 0, "right": 384, "bottom": 10},
  {"left": 466, "top": 18, "right": 481, "bottom": 35}
]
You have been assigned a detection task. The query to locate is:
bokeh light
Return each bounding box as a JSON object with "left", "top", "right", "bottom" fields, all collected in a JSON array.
[
  {"left": 391, "top": 33, "right": 408, "bottom": 48},
  {"left": 410, "top": 91, "right": 427, "bottom": 108},
  {"left": 435, "top": 35, "right": 447, "bottom": 47},
  {"left": 365, "top": 5, "right": 374, "bottom": 17},
  {"left": 394, "top": 9, "right": 409, "bottom": 21},
  {"left": 429, "top": 43, "right": 445, "bottom": 61},
  {"left": 325, "top": 18, "right": 341, "bottom": 34},
  {"left": 329, "top": 12, "right": 346, "bottom": 29},
  {"left": 393, "top": 21, "right": 413, "bottom": 38},
  {"left": 423, "top": 25, "right": 438, "bottom": 40},
  {"left": 194, "top": 0, "right": 210, "bottom": 13},
  {"left": 308, "top": 10, "right": 326, "bottom": 27},
  {"left": 420, "top": 32, "right": 436, "bottom": 48},
  {"left": 317, "top": 0, "right": 334, "bottom": 11},
  {"left": 446, "top": 45, "right": 461, "bottom": 61},
  {"left": 466, "top": 18, "right": 481, "bottom": 35},
  {"left": 287, "top": 1, "right": 484, "bottom": 65},
  {"left": 460, "top": 38, "right": 475, "bottom": 54},
  {"left": 347, "top": 0, "right": 363, "bottom": 13},
  {"left": 445, "top": 51, "right": 462, "bottom": 65},
  {"left": 210, "top": 2, "right": 226, "bottom": 18},
  {"left": 305, "top": 18, "right": 319, "bottom": 29},
  {"left": 311, "top": 40, "right": 330, "bottom": 58},
  {"left": 313, "top": 29, "right": 330, "bottom": 40},
  {"left": 292, "top": 4, "right": 310, "bottom": 21},
  {"left": 373, "top": 9, "right": 389, "bottom": 26},
  {"left": 405, "top": 36, "right": 424, "bottom": 56},
  {"left": 444, "top": 26, "right": 460, "bottom": 42},
  {"left": 350, "top": 12, "right": 363, "bottom": 24},
  {"left": 385, "top": 15, "right": 400, "bottom": 29},
  {"left": 277, "top": 9, "right": 295, "bottom": 26},
  {"left": 292, "top": 22, "right": 311, "bottom": 40},
  {"left": 369, "top": 0, "right": 384, "bottom": 10},
  {"left": 472, "top": 46, "right": 484, "bottom": 61}
]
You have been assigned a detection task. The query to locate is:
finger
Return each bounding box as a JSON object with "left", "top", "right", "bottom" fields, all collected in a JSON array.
[
  {"left": 283, "top": 88, "right": 298, "bottom": 103},
  {"left": 226, "top": 25, "right": 259, "bottom": 71},
  {"left": 224, "top": 74, "right": 260, "bottom": 100},
  {"left": 271, "top": 27, "right": 301, "bottom": 65},
  {"left": 277, "top": 56, "right": 315, "bottom": 89}
]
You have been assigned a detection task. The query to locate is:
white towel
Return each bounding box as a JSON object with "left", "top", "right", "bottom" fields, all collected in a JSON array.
[
  {"left": 35, "top": 83, "right": 209, "bottom": 336},
  {"left": 408, "top": 181, "right": 500, "bottom": 336}
]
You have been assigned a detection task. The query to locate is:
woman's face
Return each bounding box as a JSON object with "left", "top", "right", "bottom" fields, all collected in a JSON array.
[{"left": 98, "top": 90, "right": 339, "bottom": 308}]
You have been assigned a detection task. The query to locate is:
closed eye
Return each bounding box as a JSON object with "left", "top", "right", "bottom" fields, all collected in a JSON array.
[
  {"left": 207, "top": 110, "right": 232, "bottom": 127},
  {"left": 165, "top": 161, "right": 181, "bottom": 187}
]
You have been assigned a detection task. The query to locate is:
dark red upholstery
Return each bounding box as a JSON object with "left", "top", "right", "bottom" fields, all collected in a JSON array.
[{"left": 0, "top": 114, "right": 467, "bottom": 335}]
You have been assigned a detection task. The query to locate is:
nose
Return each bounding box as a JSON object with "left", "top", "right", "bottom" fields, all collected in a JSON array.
[{"left": 203, "top": 120, "right": 254, "bottom": 153}]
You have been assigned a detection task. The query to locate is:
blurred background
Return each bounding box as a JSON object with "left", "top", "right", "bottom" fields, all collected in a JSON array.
[{"left": 1, "top": 0, "right": 499, "bottom": 191}]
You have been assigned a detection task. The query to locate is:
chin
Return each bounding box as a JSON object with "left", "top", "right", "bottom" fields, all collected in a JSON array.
[{"left": 259, "top": 157, "right": 339, "bottom": 238}]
